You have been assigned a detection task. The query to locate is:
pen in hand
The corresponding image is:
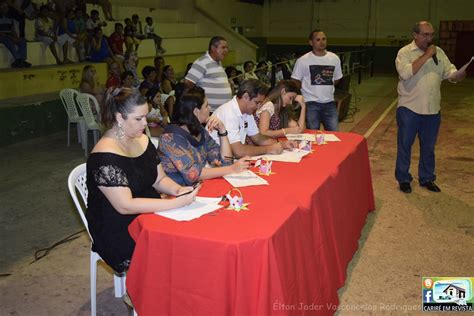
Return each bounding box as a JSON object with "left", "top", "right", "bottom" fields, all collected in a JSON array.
[
  {"left": 224, "top": 156, "right": 255, "bottom": 165},
  {"left": 175, "top": 182, "right": 201, "bottom": 198}
]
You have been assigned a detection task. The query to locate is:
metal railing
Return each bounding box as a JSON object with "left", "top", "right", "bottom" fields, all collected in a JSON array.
[
  {"left": 227, "top": 46, "right": 376, "bottom": 123},
  {"left": 228, "top": 46, "right": 375, "bottom": 89}
]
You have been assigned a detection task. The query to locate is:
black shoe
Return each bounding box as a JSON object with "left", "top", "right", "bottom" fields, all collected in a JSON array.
[
  {"left": 11, "top": 59, "right": 22, "bottom": 68},
  {"left": 21, "top": 60, "right": 32, "bottom": 67},
  {"left": 399, "top": 182, "right": 412, "bottom": 193},
  {"left": 420, "top": 181, "right": 441, "bottom": 192}
]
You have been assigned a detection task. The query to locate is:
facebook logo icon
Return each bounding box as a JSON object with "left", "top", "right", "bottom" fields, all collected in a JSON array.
[{"left": 424, "top": 290, "right": 432, "bottom": 303}]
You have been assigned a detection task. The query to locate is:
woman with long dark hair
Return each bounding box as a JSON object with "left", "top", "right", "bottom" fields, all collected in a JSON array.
[
  {"left": 87, "top": 87, "right": 198, "bottom": 273},
  {"left": 255, "top": 79, "right": 306, "bottom": 138},
  {"left": 161, "top": 65, "right": 177, "bottom": 94},
  {"left": 158, "top": 86, "right": 250, "bottom": 186}
]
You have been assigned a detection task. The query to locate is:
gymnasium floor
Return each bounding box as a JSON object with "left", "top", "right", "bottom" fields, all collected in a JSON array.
[{"left": 0, "top": 74, "right": 472, "bottom": 315}]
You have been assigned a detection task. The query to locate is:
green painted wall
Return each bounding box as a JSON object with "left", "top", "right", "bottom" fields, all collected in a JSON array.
[{"left": 0, "top": 99, "right": 67, "bottom": 147}]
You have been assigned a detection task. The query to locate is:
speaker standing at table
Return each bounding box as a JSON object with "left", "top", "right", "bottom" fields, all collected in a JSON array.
[
  {"left": 291, "top": 29, "right": 342, "bottom": 131},
  {"left": 395, "top": 21, "right": 466, "bottom": 194}
]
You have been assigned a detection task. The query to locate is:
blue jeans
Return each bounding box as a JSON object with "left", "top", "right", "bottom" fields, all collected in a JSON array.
[
  {"left": 0, "top": 36, "right": 27, "bottom": 60},
  {"left": 395, "top": 106, "right": 440, "bottom": 184},
  {"left": 305, "top": 101, "right": 338, "bottom": 131}
]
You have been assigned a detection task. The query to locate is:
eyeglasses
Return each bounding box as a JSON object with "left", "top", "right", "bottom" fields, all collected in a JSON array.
[{"left": 417, "top": 32, "right": 434, "bottom": 38}]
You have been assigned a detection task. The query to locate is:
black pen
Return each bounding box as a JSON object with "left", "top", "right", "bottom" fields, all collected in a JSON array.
[
  {"left": 224, "top": 156, "right": 254, "bottom": 165},
  {"left": 175, "top": 181, "right": 201, "bottom": 198}
]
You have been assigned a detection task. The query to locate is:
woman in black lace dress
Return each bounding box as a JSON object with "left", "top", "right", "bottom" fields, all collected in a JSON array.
[{"left": 86, "top": 87, "right": 199, "bottom": 273}]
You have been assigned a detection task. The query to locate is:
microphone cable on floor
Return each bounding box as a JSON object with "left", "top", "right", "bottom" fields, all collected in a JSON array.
[{"left": 30, "top": 229, "right": 86, "bottom": 264}]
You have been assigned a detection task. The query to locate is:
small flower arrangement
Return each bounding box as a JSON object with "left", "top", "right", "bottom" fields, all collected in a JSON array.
[
  {"left": 225, "top": 188, "right": 249, "bottom": 212},
  {"left": 254, "top": 158, "right": 274, "bottom": 176}
]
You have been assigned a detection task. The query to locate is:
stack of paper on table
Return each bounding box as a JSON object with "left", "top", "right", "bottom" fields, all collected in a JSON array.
[
  {"left": 286, "top": 133, "right": 341, "bottom": 142},
  {"left": 223, "top": 170, "right": 268, "bottom": 187},
  {"left": 322, "top": 134, "right": 341, "bottom": 142},
  {"left": 251, "top": 149, "right": 311, "bottom": 163},
  {"left": 155, "top": 197, "right": 222, "bottom": 221},
  {"left": 285, "top": 133, "right": 316, "bottom": 141}
]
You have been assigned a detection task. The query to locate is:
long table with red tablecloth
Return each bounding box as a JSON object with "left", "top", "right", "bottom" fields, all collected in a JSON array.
[{"left": 126, "top": 132, "right": 375, "bottom": 315}]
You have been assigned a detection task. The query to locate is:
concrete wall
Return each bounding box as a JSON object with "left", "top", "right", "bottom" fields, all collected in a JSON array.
[
  {"left": 196, "top": 0, "right": 263, "bottom": 37},
  {"left": 191, "top": 0, "right": 472, "bottom": 71},
  {"left": 262, "top": 0, "right": 474, "bottom": 45},
  {"left": 191, "top": 0, "right": 472, "bottom": 70},
  {"left": 146, "top": 0, "right": 259, "bottom": 64},
  {"left": 193, "top": 0, "right": 474, "bottom": 45},
  {"left": 0, "top": 64, "right": 107, "bottom": 101}
]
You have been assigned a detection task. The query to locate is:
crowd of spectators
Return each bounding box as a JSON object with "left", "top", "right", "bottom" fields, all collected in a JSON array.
[
  {"left": 76, "top": 45, "right": 297, "bottom": 143},
  {"left": 2, "top": 0, "right": 300, "bottom": 142},
  {"left": 1, "top": 0, "right": 166, "bottom": 67}
]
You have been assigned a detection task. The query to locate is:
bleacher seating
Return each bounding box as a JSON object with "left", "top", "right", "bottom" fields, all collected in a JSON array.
[
  {"left": 1, "top": 3, "right": 203, "bottom": 69},
  {"left": 0, "top": 0, "right": 257, "bottom": 146},
  {"left": 0, "top": 37, "right": 212, "bottom": 68}
]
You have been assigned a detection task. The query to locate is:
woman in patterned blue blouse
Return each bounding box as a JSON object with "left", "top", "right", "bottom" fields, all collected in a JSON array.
[{"left": 158, "top": 86, "right": 250, "bottom": 186}]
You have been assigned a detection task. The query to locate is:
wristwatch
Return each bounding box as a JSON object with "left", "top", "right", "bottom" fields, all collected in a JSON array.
[{"left": 217, "top": 130, "right": 228, "bottom": 137}]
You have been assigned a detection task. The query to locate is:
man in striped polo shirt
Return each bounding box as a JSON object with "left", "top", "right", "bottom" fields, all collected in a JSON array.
[{"left": 184, "top": 36, "right": 232, "bottom": 112}]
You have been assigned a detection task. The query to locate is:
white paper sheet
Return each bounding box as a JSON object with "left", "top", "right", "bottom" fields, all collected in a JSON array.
[
  {"left": 155, "top": 197, "right": 222, "bottom": 221},
  {"left": 223, "top": 170, "right": 269, "bottom": 187},
  {"left": 322, "top": 134, "right": 341, "bottom": 142},
  {"left": 251, "top": 149, "right": 310, "bottom": 163},
  {"left": 285, "top": 133, "right": 316, "bottom": 141},
  {"left": 449, "top": 56, "right": 473, "bottom": 80},
  {"left": 286, "top": 133, "right": 341, "bottom": 142}
]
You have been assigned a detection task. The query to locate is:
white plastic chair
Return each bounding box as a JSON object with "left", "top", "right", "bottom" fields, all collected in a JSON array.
[
  {"left": 59, "top": 89, "right": 84, "bottom": 147},
  {"left": 76, "top": 93, "right": 102, "bottom": 157},
  {"left": 342, "top": 52, "right": 351, "bottom": 76},
  {"left": 67, "top": 163, "right": 127, "bottom": 316}
]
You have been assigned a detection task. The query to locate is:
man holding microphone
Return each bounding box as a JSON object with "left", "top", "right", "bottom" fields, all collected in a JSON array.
[{"left": 395, "top": 21, "right": 466, "bottom": 193}]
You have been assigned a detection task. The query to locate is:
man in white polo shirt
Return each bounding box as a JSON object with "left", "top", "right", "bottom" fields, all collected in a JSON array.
[
  {"left": 209, "top": 79, "right": 295, "bottom": 158},
  {"left": 291, "top": 29, "right": 342, "bottom": 131},
  {"left": 185, "top": 36, "right": 232, "bottom": 112}
]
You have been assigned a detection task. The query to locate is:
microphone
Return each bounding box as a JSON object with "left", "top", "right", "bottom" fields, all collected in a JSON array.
[{"left": 432, "top": 54, "right": 438, "bottom": 65}]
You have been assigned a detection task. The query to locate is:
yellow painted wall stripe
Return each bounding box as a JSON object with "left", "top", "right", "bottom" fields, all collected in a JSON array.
[{"left": 0, "top": 51, "right": 237, "bottom": 101}]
